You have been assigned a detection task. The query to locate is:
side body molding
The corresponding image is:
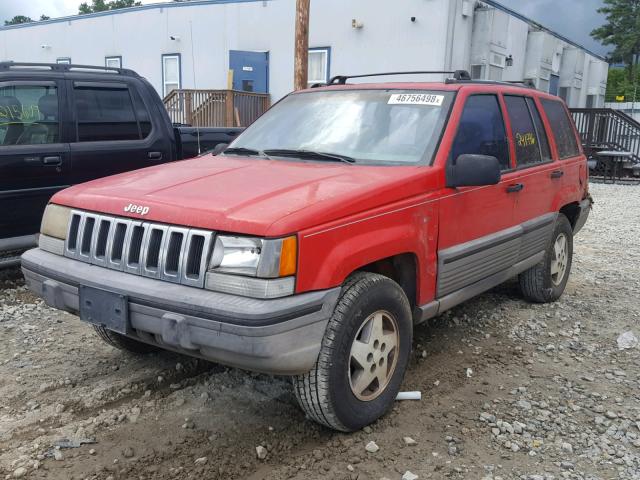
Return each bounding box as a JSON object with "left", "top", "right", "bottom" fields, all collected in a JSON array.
[{"left": 415, "top": 213, "right": 557, "bottom": 323}]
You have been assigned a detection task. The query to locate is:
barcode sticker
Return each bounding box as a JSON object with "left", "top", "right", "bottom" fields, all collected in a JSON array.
[{"left": 388, "top": 93, "right": 444, "bottom": 106}]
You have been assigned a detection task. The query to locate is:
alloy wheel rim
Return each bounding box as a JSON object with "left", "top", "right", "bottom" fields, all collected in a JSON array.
[
  {"left": 550, "top": 233, "right": 568, "bottom": 286},
  {"left": 348, "top": 310, "right": 399, "bottom": 401}
]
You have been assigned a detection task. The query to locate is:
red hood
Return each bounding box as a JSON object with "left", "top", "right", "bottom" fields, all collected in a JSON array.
[{"left": 52, "top": 156, "right": 434, "bottom": 236}]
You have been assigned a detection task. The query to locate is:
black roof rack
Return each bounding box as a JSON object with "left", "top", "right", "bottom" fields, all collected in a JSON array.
[
  {"left": 0, "top": 61, "right": 139, "bottom": 77},
  {"left": 325, "top": 70, "right": 472, "bottom": 86}
]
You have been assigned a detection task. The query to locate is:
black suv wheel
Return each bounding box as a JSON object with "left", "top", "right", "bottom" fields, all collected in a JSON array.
[
  {"left": 519, "top": 214, "right": 574, "bottom": 303},
  {"left": 293, "top": 272, "right": 412, "bottom": 431}
]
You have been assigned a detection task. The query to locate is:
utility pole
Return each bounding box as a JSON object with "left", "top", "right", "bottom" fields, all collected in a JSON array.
[{"left": 294, "top": 0, "right": 310, "bottom": 90}]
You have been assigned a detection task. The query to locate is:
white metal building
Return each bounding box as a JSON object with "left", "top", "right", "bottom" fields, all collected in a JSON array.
[{"left": 0, "top": 0, "right": 608, "bottom": 107}]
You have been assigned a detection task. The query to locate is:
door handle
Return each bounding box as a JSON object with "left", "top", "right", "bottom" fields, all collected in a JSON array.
[
  {"left": 506, "top": 183, "right": 524, "bottom": 193},
  {"left": 550, "top": 170, "right": 564, "bottom": 179},
  {"left": 148, "top": 151, "right": 163, "bottom": 160},
  {"left": 42, "top": 156, "right": 62, "bottom": 166}
]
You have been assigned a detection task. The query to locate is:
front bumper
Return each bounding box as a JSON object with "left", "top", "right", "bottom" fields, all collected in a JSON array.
[
  {"left": 573, "top": 196, "right": 593, "bottom": 235},
  {"left": 21, "top": 248, "right": 340, "bottom": 375}
]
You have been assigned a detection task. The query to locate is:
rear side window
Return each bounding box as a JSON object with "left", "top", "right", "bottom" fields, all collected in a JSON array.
[
  {"left": 504, "top": 95, "right": 547, "bottom": 167},
  {"left": 74, "top": 86, "right": 143, "bottom": 142},
  {"left": 451, "top": 95, "right": 510, "bottom": 170},
  {"left": 526, "top": 98, "right": 551, "bottom": 161},
  {"left": 541, "top": 99, "right": 580, "bottom": 159}
]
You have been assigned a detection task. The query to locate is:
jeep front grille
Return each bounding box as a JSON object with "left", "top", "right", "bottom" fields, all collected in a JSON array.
[{"left": 64, "top": 210, "right": 213, "bottom": 287}]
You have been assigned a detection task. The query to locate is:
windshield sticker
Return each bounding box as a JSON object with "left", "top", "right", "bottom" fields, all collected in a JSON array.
[{"left": 388, "top": 93, "right": 444, "bottom": 106}]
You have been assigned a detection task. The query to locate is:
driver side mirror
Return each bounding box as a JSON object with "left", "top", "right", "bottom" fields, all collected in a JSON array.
[{"left": 446, "top": 154, "right": 501, "bottom": 188}]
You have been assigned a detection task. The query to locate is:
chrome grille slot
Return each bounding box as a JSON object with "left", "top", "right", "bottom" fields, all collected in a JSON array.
[
  {"left": 63, "top": 210, "right": 213, "bottom": 287},
  {"left": 165, "top": 232, "right": 183, "bottom": 274},
  {"left": 80, "top": 217, "right": 95, "bottom": 255},
  {"left": 109, "top": 222, "right": 128, "bottom": 266},
  {"left": 66, "top": 213, "right": 81, "bottom": 253}
]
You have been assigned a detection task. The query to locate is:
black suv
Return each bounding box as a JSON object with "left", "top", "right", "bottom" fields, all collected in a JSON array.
[{"left": 0, "top": 62, "right": 242, "bottom": 266}]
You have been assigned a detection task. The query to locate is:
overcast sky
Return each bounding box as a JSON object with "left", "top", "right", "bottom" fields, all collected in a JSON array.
[{"left": 0, "top": 0, "right": 609, "bottom": 57}]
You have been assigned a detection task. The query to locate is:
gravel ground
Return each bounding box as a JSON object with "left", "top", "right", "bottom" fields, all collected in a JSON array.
[{"left": 1, "top": 182, "right": 639, "bottom": 480}]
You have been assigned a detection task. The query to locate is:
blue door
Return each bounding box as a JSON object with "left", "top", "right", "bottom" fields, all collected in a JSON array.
[{"left": 229, "top": 51, "right": 269, "bottom": 93}]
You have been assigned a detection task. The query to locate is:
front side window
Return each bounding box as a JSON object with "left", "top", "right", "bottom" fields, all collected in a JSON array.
[
  {"left": 450, "top": 95, "right": 510, "bottom": 170},
  {"left": 504, "top": 95, "right": 548, "bottom": 167},
  {"left": 228, "top": 89, "right": 455, "bottom": 165},
  {"left": 0, "top": 84, "right": 59, "bottom": 146},
  {"left": 74, "top": 86, "right": 141, "bottom": 142},
  {"left": 308, "top": 48, "right": 330, "bottom": 85},
  {"left": 162, "top": 54, "right": 181, "bottom": 98},
  {"left": 541, "top": 98, "right": 580, "bottom": 159}
]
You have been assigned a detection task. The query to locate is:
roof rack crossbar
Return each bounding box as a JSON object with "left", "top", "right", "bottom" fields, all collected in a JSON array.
[
  {"left": 0, "top": 61, "right": 139, "bottom": 77},
  {"left": 328, "top": 70, "right": 471, "bottom": 85}
]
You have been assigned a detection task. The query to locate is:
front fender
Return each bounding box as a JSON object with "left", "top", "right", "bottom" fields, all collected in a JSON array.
[{"left": 296, "top": 199, "right": 439, "bottom": 305}]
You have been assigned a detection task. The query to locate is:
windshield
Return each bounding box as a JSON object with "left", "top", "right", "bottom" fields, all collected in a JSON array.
[{"left": 226, "top": 89, "right": 455, "bottom": 165}]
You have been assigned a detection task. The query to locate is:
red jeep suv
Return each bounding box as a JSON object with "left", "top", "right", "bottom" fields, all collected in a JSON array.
[{"left": 22, "top": 71, "right": 592, "bottom": 431}]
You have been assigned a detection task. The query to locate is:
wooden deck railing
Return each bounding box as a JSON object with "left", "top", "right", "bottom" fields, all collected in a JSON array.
[
  {"left": 163, "top": 89, "right": 270, "bottom": 127},
  {"left": 570, "top": 108, "right": 640, "bottom": 165}
]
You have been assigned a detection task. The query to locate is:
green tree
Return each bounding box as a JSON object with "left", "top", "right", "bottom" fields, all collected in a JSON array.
[
  {"left": 592, "top": 0, "right": 640, "bottom": 69},
  {"left": 78, "top": 0, "right": 142, "bottom": 14},
  {"left": 4, "top": 15, "right": 34, "bottom": 25},
  {"left": 40, "top": 15, "right": 50, "bottom": 21},
  {"left": 605, "top": 66, "right": 640, "bottom": 102}
]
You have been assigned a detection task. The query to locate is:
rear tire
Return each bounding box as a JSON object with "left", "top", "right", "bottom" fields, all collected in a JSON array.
[
  {"left": 293, "top": 272, "right": 412, "bottom": 432},
  {"left": 519, "top": 214, "right": 573, "bottom": 303},
  {"left": 93, "top": 326, "right": 160, "bottom": 354}
]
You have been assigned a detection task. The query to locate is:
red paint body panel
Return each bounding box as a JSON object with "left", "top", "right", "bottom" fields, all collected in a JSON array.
[{"left": 51, "top": 82, "right": 588, "bottom": 304}]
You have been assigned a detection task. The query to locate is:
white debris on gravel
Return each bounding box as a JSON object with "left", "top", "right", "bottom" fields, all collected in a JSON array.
[{"left": 616, "top": 331, "right": 638, "bottom": 350}]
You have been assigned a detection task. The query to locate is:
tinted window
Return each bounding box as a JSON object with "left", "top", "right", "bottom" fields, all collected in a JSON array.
[
  {"left": 527, "top": 98, "right": 551, "bottom": 161},
  {"left": 451, "top": 95, "right": 510, "bottom": 170},
  {"left": 541, "top": 99, "right": 580, "bottom": 159},
  {"left": 131, "top": 88, "right": 152, "bottom": 138},
  {"left": 74, "top": 86, "right": 140, "bottom": 142},
  {"left": 0, "top": 84, "right": 59, "bottom": 145},
  {"left": 505, "top": 96, "right": 544, "bottom": 167}
]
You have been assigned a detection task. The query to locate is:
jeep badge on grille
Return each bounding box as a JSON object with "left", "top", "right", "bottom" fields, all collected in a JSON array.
[{"left": 124, "top": 203, "right": 150, "bottom": 216}]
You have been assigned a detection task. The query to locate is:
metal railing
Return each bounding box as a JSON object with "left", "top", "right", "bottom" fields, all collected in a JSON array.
[
  {"left": 163, "top": 89, "right": 270, "bottom": 127},
  {"left": 570, "top": 108, "right": 640, "bottom": 165}
]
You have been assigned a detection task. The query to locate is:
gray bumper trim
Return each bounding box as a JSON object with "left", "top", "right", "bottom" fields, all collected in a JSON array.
[
  {"left": 573, "top": 198, "right": 592, "bottom": 235},
  {"left": 21, "top": 248, "right": 340, "bottom": 375}
]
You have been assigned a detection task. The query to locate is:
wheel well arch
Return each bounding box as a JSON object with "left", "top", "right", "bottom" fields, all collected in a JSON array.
[
  {"left": 354, "top": 253, "right": 418, "bottom": 308},
  {"left": 559, "top": 202, "right": 580, "bottom": 229}
]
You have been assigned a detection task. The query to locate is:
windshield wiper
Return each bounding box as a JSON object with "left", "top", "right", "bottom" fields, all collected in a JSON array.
[
  {"left": 223, "top": 147, "right": 268, "bottom": 157},
  {"left": 263, "top": 149, "right": 356, "bottom": 164}
]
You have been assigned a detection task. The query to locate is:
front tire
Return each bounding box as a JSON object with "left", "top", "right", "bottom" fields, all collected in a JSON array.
[
  {"left": 93, "top": 326, "right": 160, "bottom": 354},
  {"left": 293, "top": 272, "right": 412, "bottom": 432},
  {"left": 519, "top": 214, "right": 573, "bottom": 303}
]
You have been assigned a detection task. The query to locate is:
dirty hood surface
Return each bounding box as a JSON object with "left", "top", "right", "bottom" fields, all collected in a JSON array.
[{"left": 52, "top": 155, "right": 430, "bottom": 236}]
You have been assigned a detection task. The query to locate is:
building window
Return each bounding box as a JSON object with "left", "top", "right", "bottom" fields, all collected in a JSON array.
[
  {"left": 308, "top": 47, "right": 330, "bottom": 85},
  {"left": 162, "top": 54, "right": 181, "bottom": 98},
  {"left": 470, "top": 64, "right": 485, "bottom": 80},
  {"left": 105, "top": 56, "right": 122, "bottom": 69},
  {"left": 56, "top": 58, "right": 71, "bottom": 65}
]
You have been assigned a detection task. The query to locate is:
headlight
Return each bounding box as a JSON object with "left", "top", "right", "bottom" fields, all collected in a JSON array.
[
  {"left": 206, "top": 235, "right": 297, "bottom": 299},
  {"left": 209, "top": 235, "right": 297, "bottom": 278},
  {"left": 40, "top": 204, "right": 72, "bottom": 240}
]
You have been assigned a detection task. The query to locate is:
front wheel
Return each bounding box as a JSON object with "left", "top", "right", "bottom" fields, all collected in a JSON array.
[
  {"left": 293, "top": 272, "right": 412, "bottom": 432},
  {"left": 519, "top": 214, "right": 574, "bottom": 303}
]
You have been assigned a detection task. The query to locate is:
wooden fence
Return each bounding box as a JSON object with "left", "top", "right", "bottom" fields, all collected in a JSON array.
[{"left": 163, "top": 89, "right": 270, "bottom": 127}]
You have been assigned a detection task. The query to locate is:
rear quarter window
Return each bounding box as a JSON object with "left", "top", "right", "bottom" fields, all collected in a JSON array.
[{"left": 541, "top": 99, "right": 580, "bottom": 159}]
